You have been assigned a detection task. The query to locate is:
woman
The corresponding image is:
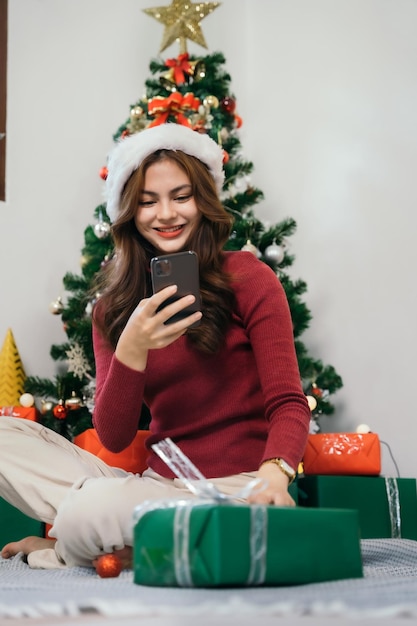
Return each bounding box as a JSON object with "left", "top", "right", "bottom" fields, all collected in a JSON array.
[{"left": 0, "top": 124, "right": 310, "bottom": 570}]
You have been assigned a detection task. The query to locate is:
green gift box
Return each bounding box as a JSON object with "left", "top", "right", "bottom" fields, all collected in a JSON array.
[
  {"left": 0, "top": 497, "right": 44, "bottom": 546},
  {"left": 298, "top": 475, "right": 417, "bottom": 540},
  {"left": 133, "top": 501, "right": 363, "bottom": 587}
]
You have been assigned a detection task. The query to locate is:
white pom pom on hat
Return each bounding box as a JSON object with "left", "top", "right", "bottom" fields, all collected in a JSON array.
[{"left": 105, "top": 124, "right": 225, "bottom": 223}]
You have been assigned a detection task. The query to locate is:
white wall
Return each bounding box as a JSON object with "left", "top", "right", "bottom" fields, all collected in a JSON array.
[{"left": 2, "top": 0, "right": 416, "bottom": 478}]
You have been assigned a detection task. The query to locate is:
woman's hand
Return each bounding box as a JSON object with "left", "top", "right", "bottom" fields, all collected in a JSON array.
[
  {"left": 248, "top": 462, "right": 296, "bottom": 507},
  {"left": 115, "top": 285, "right": 202, "bottom": 371}
]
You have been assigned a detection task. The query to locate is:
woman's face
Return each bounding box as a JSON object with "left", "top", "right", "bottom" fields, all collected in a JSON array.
[{"left": 134, "top": 158, "right": 201, "bottom": 253}]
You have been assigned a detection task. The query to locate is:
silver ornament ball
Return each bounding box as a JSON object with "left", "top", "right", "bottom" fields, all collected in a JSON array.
[
  {"left": 94, "top": 221, "right": 111, "bottom": 239},
  {"left": 264, "top": 242, "right": 285, "bottom": 264}
]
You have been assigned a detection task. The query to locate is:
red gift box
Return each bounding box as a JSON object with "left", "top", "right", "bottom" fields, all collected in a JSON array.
[
  {"left": 74, "top": 428, "right": 149, "bottom": 474},
  {"left": 0, "top": 406, "right": 38, "bottom": 421},
  {"left": 303, "top": 432, "right": 381, "bottom": 476}
]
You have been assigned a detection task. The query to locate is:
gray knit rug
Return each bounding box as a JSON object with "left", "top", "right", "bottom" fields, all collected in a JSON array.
[{"left": 1, "top": 539, "right": 417, "bottom": 620}]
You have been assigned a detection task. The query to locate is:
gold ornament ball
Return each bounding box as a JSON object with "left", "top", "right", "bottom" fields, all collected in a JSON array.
[
  {"left": 20, "top": 393, "right": 35, "bottom": 408},
  {"left": 49, "top": 297, "right": 64, "bottom": 315},
  {"left": 241, "top": 240, "right": 261, "bottom": 258},
  {"left": 130, "top": 106, "right": 144, "bottom": 119},
  {"left": 306, "top": 395, "right": 318, "bottom": 411},
  {"left": 203, "top": 95, "right": 219, "bottom": 109},
  {"left": 65, "top": 392, "right": 82, "bottom": 410},
  {"left": 41, "top": 400, "right": 54, "bottom": 414}
]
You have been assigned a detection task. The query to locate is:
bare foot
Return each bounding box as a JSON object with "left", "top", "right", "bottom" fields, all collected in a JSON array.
[
  {"left": 1, "top": 536, "right": 56, "bottom": 560},
  {"left": 92, "top": 545, "right": 132, "bottom": 570}
]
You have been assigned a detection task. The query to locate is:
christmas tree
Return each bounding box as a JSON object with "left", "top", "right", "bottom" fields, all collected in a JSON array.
[
  {"left": 25, "top": 0, "right": 342, "bottom": 440},
  {"left": 0, "top": 328, "right": 26, "bottom": 406}
]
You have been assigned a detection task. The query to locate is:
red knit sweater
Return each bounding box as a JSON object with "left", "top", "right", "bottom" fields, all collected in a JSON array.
[{"left": 92, "top": 251, "right": 310, "bottom": 478}]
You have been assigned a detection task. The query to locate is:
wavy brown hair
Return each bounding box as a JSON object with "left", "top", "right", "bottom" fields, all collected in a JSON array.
[{"left": 92, "top": 149, "right": 235, "bottom": 354}]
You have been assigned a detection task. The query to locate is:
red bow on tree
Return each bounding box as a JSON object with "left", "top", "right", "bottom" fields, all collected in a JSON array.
[
  {"left": 164, "top": 53, "right": 195, "bottom": 85},
  {"left": 148, "top": 92, "right": 201, "bottom": 127}
]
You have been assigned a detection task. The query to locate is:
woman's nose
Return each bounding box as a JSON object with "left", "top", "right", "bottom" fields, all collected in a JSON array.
[{"left": 157, "top": 200, "right": 177, "bottom": 220}]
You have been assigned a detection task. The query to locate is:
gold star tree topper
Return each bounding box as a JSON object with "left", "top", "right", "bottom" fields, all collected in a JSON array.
[{"left": 143, "top": 0, "right": 220, "bottom": 53}]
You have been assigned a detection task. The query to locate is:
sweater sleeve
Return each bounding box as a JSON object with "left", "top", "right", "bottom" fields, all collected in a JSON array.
[
  {"left": 228, "top": 252, "right": 310, "bottom": 469},
  {"left": 92, "top": 322, "right": 146, "bottom": 452}
]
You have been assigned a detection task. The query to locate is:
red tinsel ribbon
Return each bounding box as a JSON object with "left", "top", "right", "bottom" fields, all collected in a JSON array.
[
  {"left": 148, "top": 92, "right": 201, "bottom": 127},
  {"left": 165, "top": 53, "right": 193, "bottom": 85}
]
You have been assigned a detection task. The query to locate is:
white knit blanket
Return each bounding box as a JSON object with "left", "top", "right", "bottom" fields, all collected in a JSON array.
[{"left": 1, "top": 539, "right": 417, "bottom": 619}]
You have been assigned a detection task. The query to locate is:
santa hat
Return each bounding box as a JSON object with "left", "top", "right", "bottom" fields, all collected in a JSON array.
[{"left": 105, "top": 124, "right": 225, "bottom": 222}]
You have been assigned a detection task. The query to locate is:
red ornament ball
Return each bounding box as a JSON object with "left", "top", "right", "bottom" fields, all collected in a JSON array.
[
  {"left": 99, "top": 166, "right": 108, "bottom": 181},
  {"left": 222, "top": 150, "right": 230, "bottom": 164},
  {"left": 311, "top": 384, "right": 323, "bottom": 398},
  {"left": 221, "top": 96, "right": 236, "bottom": 114},
  {"left": 234, "top": 114, "right": 243, "bottom": 128},
  {"left": 53, "top": 404, "right": 68, "bottom": 420},
  {"left": 95, "top": 554, "right": 123, "bottom": 578}
]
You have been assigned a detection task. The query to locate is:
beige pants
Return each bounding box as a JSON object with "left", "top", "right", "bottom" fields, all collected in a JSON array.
[{"left": 0, "top": 416, "right": 256, "bottom": 569}]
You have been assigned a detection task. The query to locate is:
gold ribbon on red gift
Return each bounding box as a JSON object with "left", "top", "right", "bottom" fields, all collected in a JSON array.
[
  {"left": 303, "top": 432, "right": 381, "bottom": 476},
  {"left": 164, "top": 53, "right": 195, "bottom": 85},
  {"left": 148, "top": 92, "right": 201, "bottom": 127}
]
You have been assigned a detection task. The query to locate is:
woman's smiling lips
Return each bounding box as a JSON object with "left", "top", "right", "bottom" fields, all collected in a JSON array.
[{"left": 154, "top": 225, "right": 185, "bottom": 239}]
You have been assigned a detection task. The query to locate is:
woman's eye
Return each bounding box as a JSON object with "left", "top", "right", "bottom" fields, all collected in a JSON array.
[
  {"left": 175, "top": 194, "right": 192, "bottom": 202},
  {"left": 138, "top": 199, "right": 155, "bottom": 207}
]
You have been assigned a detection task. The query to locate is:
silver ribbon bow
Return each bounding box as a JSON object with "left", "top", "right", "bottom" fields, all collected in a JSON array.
[{"left": 134, "top": 438, "right": 268, "bottom": 586}]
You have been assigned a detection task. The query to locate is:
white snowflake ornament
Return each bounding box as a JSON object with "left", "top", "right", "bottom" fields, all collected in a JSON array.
[{"left": 66, "top": 343, "right": 90, "bottom": 380}]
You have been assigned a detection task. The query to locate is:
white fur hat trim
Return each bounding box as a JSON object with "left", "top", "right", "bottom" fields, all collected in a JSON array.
[{"left": 105, "top": 124, "right": 225, "bottom": 222}]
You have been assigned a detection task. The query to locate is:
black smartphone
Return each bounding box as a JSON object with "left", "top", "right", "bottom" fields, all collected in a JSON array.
[{"left": 150, "top": 251, "right": 201, "bottom": 327}]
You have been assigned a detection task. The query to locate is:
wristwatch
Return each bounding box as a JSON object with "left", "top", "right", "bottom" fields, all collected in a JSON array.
[{"left": 260, "top": 458, "right": 296, "bottom": 484}]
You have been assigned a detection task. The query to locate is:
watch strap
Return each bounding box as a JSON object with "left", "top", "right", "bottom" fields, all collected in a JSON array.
[{"left": 260, "top": 457, "right": 296, "bottom": 484}]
